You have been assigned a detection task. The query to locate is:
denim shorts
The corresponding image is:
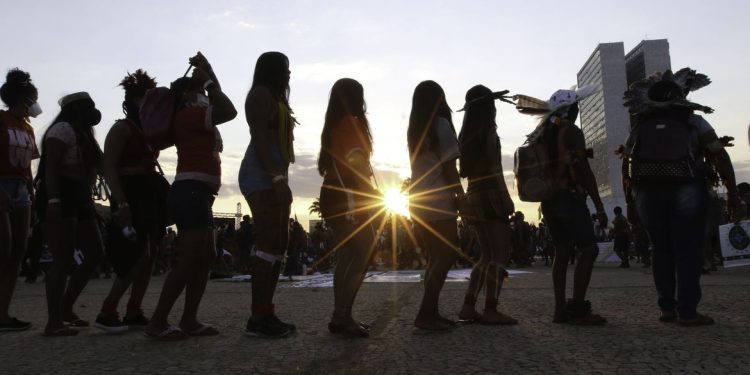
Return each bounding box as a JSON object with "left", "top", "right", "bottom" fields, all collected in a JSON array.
[
  {"left": 168, "top": 180, "right": 215, "bottom": 231},
  {"left": 0, "top": 177, "right": 31, "bottom": 211},
  {"left": 541, "top": 189, "right": 597, "bottom": 249}
]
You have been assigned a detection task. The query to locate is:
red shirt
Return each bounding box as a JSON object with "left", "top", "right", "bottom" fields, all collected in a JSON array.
[
  {"left": 0, "top": 110, "right": 39, "bottom": 183},
  {"left": 173, "top": 106, "right": 222, "bottom": 187}
]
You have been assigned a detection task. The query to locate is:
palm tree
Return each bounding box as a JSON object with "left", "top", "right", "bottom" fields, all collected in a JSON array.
[
  {"left": 309, "top": 197, "right": 322, "bottom": 218},
  {"left": 400, "top": 178, "right": 411, "bottom": 193}
]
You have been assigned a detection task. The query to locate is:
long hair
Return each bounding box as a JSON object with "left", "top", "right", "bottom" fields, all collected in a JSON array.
[
  {"left": 407, "top": 80, "right": 453, "bottom": 163},
  {"left": 1, "top": 68, "right": 38, "bottom": 108},
  {"left": 458, "top": 85, "right": 497, "bottom": 177},
  {"left": 250, "top": 52, "right": 290, "bottom": 106},
  {"left": 119, "top": 69, "right": 156, "bottom": 127},
  {"left": 35, "top": 98, "right": 102, "bottom": 185},
  {"left": 317, "top": 78, "right": 372, "bottom": 176}
]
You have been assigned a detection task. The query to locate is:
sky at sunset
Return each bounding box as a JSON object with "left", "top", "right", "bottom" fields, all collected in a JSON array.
[{"left": 4, "top": 0, "right": 750, "bottom": 229}]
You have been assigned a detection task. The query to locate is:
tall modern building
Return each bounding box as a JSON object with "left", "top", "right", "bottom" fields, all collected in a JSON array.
[
  {"left": 576, "top": 40, "right": 671, "bottom": 215},
  {"left": 625, "top": 39, "right": 672, "bottom": 87}
]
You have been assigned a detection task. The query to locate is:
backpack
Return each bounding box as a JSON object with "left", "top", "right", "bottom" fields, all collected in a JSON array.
[
  {"left": 628, "top": 115, "right": 697, "bottom": 183},
  {"left": 514, "top": 123, "right": 566, "bottom": 202},
  {"left": 139, "top": 87, "right": 175, "bottom": 150}
]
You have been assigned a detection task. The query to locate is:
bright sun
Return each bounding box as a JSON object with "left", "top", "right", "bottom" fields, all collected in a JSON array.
[{"left": 382, "top": 187, "right": 410, "bottom": 217}]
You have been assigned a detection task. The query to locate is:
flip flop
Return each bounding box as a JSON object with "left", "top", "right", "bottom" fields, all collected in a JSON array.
[
  {"left": 182, "top": 324, "right": 219, "bottom": 337},
  {"left": 144, "top": 325, "right": 188, "bottom": 341},
  {"left": 43, "top": 327, "right": 79, "bottom": 337}
]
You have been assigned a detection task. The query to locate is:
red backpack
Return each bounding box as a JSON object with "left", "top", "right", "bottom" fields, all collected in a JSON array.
[{"left": 139, "top": 87, "right": 175, "bottom": 150}]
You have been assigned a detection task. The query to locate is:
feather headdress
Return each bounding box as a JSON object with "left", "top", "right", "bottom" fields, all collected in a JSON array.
[
  {"left": 457, "top": 89, "right": 514, "bottom": 112},
  {"left": 623, "top": 67, "right": 713, "bottom": 115}
]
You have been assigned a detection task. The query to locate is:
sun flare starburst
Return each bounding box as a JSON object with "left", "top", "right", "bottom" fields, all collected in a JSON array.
[{"left": 382, "top": 187, "right": 410, "bottom": 217}]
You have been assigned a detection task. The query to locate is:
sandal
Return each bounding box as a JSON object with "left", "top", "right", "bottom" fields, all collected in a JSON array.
[
  {"left": 677, "top": 313, "right": 715, "bottom": 327},
  {"left": 182, "top": 324, "right": 219, "bottom": 336},
  {"left": 144, "top": 325, "right": 188, "bottom": 341},
  {"left": 43, "top": 326, "right": 79, "bottom": 337}
]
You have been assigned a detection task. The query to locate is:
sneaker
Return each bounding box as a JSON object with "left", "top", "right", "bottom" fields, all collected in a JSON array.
[
  {"left": 123, "top": 314, "right": 149, "bottom": 327},
  {"left": 94, "top": 314, "right": 128, "bottom": 333},
  {"left": 245, "top": 316, "right": 292, "bottom": 338},
  {"left": 268, "top": 315, "right": 296, "bottom": 331},
  {"left": 0, "top": 318, "right": 32, "bottom": 332}
]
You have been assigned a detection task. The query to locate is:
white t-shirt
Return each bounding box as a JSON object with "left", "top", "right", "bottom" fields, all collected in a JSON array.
[
  {"left": 409, "top": 117, "right": 460, "bottom": 221},
  {"left": 44, "top": 122, "right": 80, "bottom": 168}
]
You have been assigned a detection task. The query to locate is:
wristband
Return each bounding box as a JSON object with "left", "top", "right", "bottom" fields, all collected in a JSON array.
[
  {"left": 48, "top": 198, "right": 61, "bottom": 204},
  {"left": 203, "top": 80, "right": 215, "bottom": 91},
  {"left": 272, "top": 175, "right": 286, "bottom": 183}
]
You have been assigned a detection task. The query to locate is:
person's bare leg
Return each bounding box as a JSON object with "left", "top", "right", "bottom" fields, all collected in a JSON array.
[
  {"left": 180, "top": 229, "right": 214, "bottom": 330},
  {"left": 552, "top": 245, "right": 572, "bottom": 321},
  {"left": 61, "top": 219, "right": 103, "bottom": 321},
  {"left": 572, "top": 245, "right": 598, "bottom": 302},
  {"left": 147, "top": 231, "right": 202, "bottom": 334},
  {"left": 0, "top": 207, "right": 30, "bottom": 322},
  {"left": 44, "top": 218, "right": 76, "bottom": 332},
  {"left": 125, "top": 239, "right": 156, "bottom": 318},
  {"left": 417, "top": 220, "right": 458, "bottom": 327},
  {"left": 481, "top": 221, "right": 516, "bottom": 324}
]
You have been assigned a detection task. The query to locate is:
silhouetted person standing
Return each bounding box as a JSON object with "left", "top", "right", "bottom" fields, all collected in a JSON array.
[
  {"left": 145, "top": 52, "right": 237, "bottom": 339},
  {"left": 456, "top": 85, "right": 517, "bottom": 326},
  {"left": 611, "top": 206, "right": 630, "bottom": 268},
  {"left": 239, "top": 52, "right": 296, "bottom": 338},
  {"left": 318, "top": 78, "right": 380, "bottom": 337},
  {"left": 0, "top": 68, "right": 40, "bottom": 332},
  {"left": 407, "top": 81, "right": 463, "bottom": 330},
  {"left": 621, "top": 68, "right": 742, "bottom": 326},
  {"left": 517, "top": 86, "right": 608, "bottom": 325}
]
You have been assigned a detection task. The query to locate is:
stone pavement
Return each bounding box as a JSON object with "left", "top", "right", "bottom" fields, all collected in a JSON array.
[{"left": 2, "top": 263, "right": 750, "bottom": 374}]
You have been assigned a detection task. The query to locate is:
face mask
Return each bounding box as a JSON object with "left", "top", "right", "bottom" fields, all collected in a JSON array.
[
  {"left": 83, "top": 109, "right": 102, "bottom": 126},
  {"left": 27, "top": 102, "right": 42, "bottom": 118},
  {"left": 193, "top": 94, "right": 210, "bottom": 108}
]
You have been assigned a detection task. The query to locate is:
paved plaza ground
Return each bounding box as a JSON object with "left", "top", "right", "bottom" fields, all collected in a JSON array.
[{"left": 2, "top": 263, "right": 750, "bottom": 374}]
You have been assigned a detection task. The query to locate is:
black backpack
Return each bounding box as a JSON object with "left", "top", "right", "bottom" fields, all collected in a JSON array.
[{"left": 628, "top": 115, "right": 698, "bottom": 183}]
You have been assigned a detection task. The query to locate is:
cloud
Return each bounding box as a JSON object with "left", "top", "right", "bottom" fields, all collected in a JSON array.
[{"left": 236, "top": 21, "right": 256, "bottom": 29}]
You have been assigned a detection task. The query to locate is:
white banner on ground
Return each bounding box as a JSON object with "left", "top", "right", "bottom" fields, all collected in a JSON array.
[
  {"left": 719, "top": 221, "right": 750, "bottom": 268},
  {"left": 596, "top": 242, "right": 622, "bottom": 263}
]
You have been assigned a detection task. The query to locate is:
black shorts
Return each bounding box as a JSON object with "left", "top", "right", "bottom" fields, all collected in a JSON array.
[
  {"left": 541, "top": 189, "right": 597, "bottom": 249},
  {"left": 59, "top": 177, "right": 96, "bottom": 220},
  {"left": 118, "top": 174, "right": 169, "bottom": 239},
  {"left": 168, "top": 180, "right": 215, "bottom": 231}
]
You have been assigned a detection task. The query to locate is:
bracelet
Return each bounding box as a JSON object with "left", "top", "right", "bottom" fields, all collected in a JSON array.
[
  {"left": 272, "top": 175, "right": 286, "bottom": 183},
  {"left": 203, "top": 80, "right": 215, "bottom": 91},
  {"left": 48, "top": 198, "right": 61, "bottom": 204}
]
